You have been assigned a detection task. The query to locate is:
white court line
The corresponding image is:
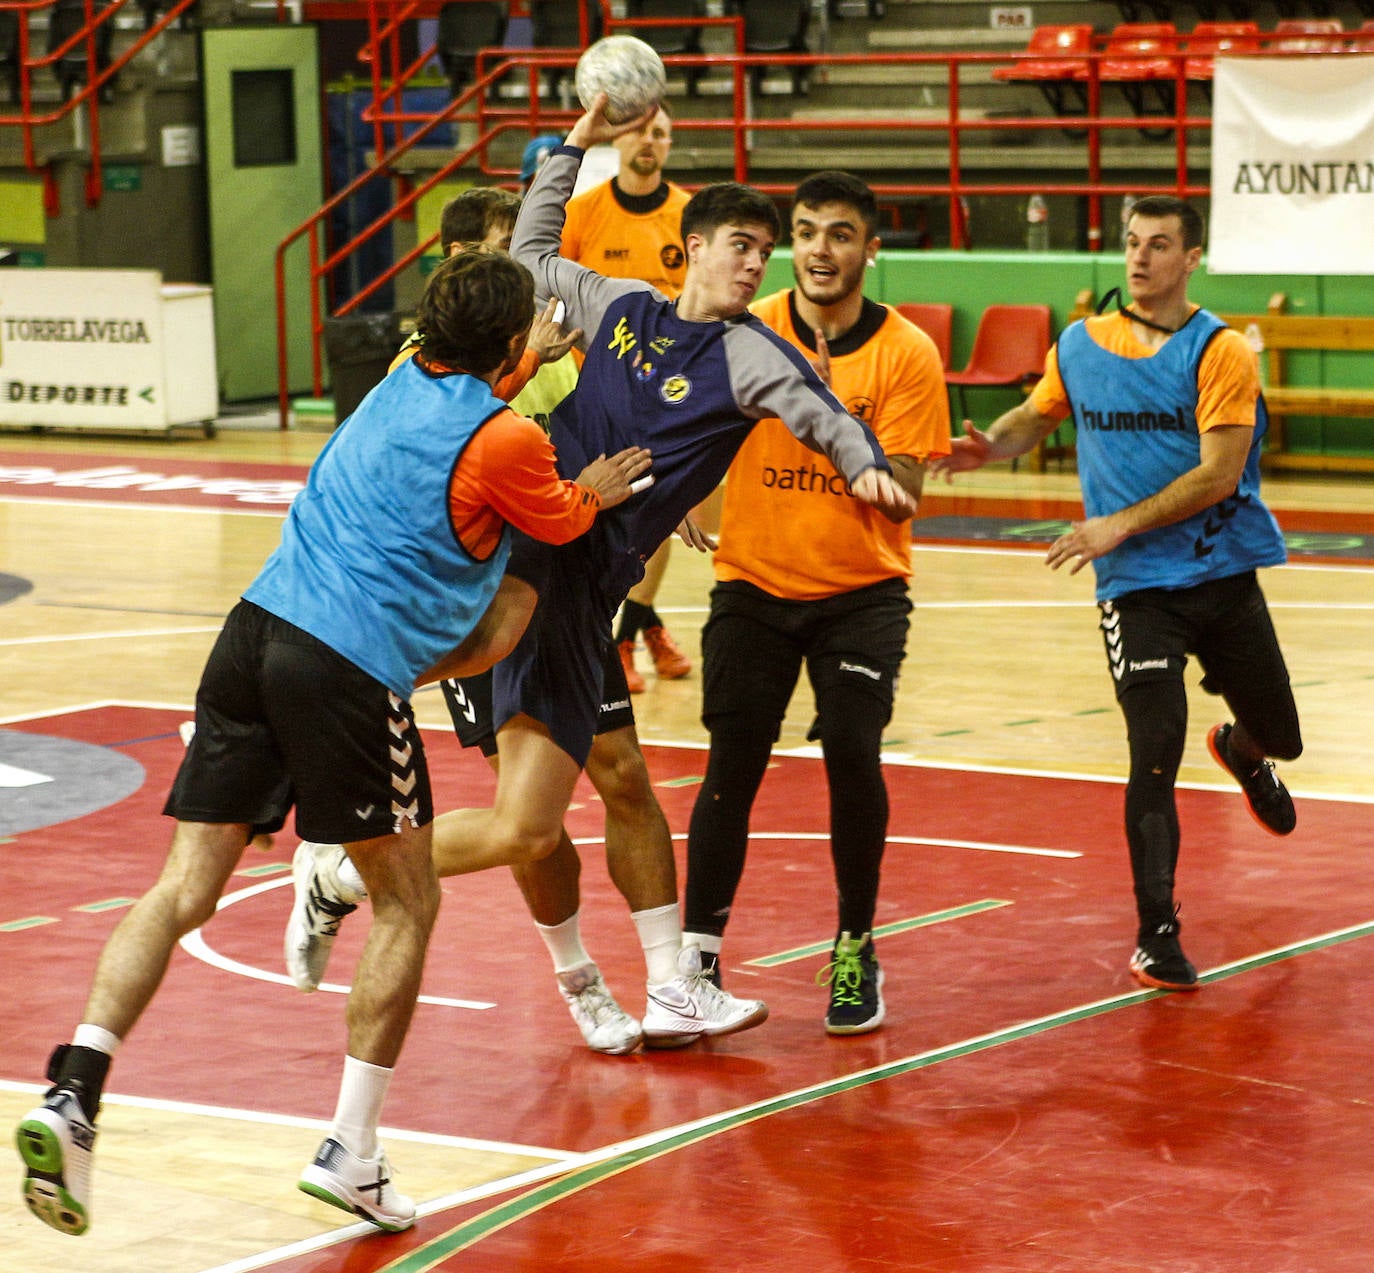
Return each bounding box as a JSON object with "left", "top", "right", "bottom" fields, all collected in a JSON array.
[
  {"left": 573, "top": 829, "right": 1079, "bottom": 860},
  {"left": 178, "top": 877, "right": 496, "bottom": 1011},
  {"left": 0, "top": 625, "right": 223, "bottom": 648},
  {"left": 0, "top": 1078, "right": 574, "bottom": 1162},
  {"left": 0, "top": 494, "right": 285, "bottom": 518}
]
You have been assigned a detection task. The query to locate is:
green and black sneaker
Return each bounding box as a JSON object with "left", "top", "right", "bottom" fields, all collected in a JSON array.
[{"left": 817, "top": 932, "right": 885, "bottom": 1035}]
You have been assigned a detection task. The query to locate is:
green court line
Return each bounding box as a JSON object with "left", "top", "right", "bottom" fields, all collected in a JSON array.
[
  {"left": 380, "top": 918, "right": 1374, "bottom": 1271},
  {"left": 1006, "top": 718, "right": 1042, "bottom": 727},
  {"left": 933, "top": 728, "right": 972, "bottom": 737},
  {"left": 744, "top": 900, "right": 1013, "bottom": 967},
  {"left": 656, "top": 776, "right": 704, "bottom": 788},
  {"left": 234, "top": 863, "right": 292, "bottom": 878},
  {"left": 72, "top": 898, "right": 136, "bottom": 913},
  {"left": 1, "top": 917, "right": 57, "bottom": 932},
  {"left": 1072, "top": 707, "right": 1113, "bottom": 716}
]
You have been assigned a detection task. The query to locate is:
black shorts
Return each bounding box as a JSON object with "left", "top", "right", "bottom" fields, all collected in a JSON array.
[
  {"left": 1098, "top": 570, "right": 1300, "bottom": 751},
  {"left": 164, "top": 600, "right": 433, "bottom": 844},
  {"left": 441, "top": 638, "right": 635, "bottom": 759},
  {"left": 700, "top": 578, "right": 912, "bottom": 741}
]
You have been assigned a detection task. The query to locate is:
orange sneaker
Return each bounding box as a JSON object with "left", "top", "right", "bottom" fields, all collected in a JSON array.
[
  {"left": 643, "top": 625, "right": 691, "bottom": 679},
  {"left": 618, "top": 639, "right": 646, "bottom": 694}
]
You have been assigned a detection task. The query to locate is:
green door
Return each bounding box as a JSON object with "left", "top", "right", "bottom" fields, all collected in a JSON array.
[{"left": 202, "top": 26, "right": 322, "bottom": 402}]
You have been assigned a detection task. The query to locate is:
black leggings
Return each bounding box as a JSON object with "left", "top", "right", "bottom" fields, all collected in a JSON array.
[{"left": 684, "top": 689, "right": 891, "bottom": 942}]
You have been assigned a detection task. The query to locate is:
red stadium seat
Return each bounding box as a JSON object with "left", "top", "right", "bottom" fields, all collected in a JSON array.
[
  {"left": 991, "top": 24, "right": 1093, "bottom": 116},
  {"left": 944, "top": 304, "right": 1052, "bottom": 421},
  {"left": 1184, "top": 21, "right": 1261, "bottom": 81},
  {"left": 1351, "top": 19, "right": 1374, "bottom": 53},
  {"left": 1098, "top": 22, "right": 1182, "bottom": 125},
  {"left": 895, "top": 302, "right": 954, "bottom": 370},
  {"left": 1269, "top": 18, "right": 1346, "bottom": 54}
]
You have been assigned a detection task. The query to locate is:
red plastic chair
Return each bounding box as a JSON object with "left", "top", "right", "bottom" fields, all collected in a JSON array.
[
  {"left": 1100, "top": 21, "right": 1180, "bottom": 80},
  {"left": 991, "top": 24, "right": 1093, "bottom": 115},
  {"left": 1270, "top": 18, "right": 1346, "bottom": 53},
  {"left": 944, "top": 304, "right": 1052, "bottom": 420},
  {"left": 1185, "top": 20, "right": 1261, "bottom": 80},
  {"left": 1098, "top": 22, "right": 1181, "bottom": 128},
  {"left": 895, "top": 302, "right": 954, "bottom": 370}
]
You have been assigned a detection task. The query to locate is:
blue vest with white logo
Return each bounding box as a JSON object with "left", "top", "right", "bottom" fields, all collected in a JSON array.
[
  {"left": 245, "top": 358, "right": 511, "bottom": 698},
  {"left": 1058, "top": 312, "right": 1286, "bottom": 600}
]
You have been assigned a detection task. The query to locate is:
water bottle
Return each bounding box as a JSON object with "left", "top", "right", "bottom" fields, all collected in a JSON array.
[
  {"left": 1120, "top": 194, "right": 1137, "bottom": 249},
  {"left": 1025, "top": 195, "right": 1049, "bottom": 252}
]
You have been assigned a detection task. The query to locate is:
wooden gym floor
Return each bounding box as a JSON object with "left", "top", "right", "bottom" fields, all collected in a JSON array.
[{"left": 2, "top": 420, "right": 1373, "bottom": 1271}]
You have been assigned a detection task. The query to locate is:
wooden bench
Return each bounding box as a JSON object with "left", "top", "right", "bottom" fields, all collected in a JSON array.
[
  {"left": 1216, "top": 293, "right": 1374, "bottom": 473},
  {"left": 1037, "top": 289, "right": 1374, "bottom": 473}
]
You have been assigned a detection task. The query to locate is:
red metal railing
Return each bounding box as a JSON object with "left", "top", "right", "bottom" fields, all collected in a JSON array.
[
  {"left": 274, "top": 0, "right": 1353, "bottom": 424},
  {"left": 0, "top": 0, "right": 201, "bottom": 210}
]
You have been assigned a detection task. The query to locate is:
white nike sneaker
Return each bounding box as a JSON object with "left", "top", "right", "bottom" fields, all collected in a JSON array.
[
  {"left": 284, "top": 842, "right": 368, "bottom": 992},
  {"left": 642, "top": 944, "right": 769, "bottom": 1048},
  {"left": 298, "top": 1136, "right": 415, "bottom": 1232},
  {"left": 557, "top": 962, "right": 643, "bottom": 1055}
]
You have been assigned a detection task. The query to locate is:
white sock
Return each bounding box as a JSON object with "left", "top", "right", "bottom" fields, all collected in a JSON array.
[
  {"left": 634, "top": 902, "right": 684, "bottom": 985},
  {"left": 73, "top": 1024, "right": 121, "bottom": 1057},
  {"left": 685, "top": 931, "right": 722, "bottom": 959},
  {"left": 330, "top": 1055, "right": 391, "bottom": 1161},
  {"left": 533, "top": 911, "right": 592, "bottom": 975}
]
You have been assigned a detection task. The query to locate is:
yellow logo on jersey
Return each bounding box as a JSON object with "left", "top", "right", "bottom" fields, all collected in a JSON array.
[
  {"left": 649, "top": 336, "right": 675, "bottom": 355},
  {"left": 608, "top": 316, "right": 637, "bottom": 359},
  {"left": 660, "top": 375, "right": 691, "bottom": 404}
]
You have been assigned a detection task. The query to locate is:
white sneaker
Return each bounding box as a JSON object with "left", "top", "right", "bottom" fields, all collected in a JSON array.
[
  {"left": 642, "top": 945, "right": 769, "bottom": 1048},
  {"left": 557, "top": 962, "right": 643, "bottom": 1055},
  {"left": 16, "top": 1085, "right": 97, "bottom": 1236},
  {"left": 284, "top": 842, "right": 367, "bottom": 992},
  {"left": 298, "top": 1136, "right": 415, "bottom": 1232}
]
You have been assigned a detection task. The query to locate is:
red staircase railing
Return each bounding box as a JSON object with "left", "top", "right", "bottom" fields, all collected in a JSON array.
[
  {"left": 0, "top": 0, "right": 201, "bottom": 211},
  {"left": 273, "top": 1, "right": 1356, "bottom": 424}
]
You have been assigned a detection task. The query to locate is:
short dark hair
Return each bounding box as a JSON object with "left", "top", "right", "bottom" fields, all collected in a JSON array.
[
  {"left": 792, "top": 170, "right": 879, "bottom": 239},
  {"left": 415, "top": 250, "right": 533, "bottom": 375},
  {"left": 681, "top": 182, "right": 780, "bottom": 245},
  {"left": 439, "top": 187, "right": 522, "bottom": 254},
  {"left": 1129, "top": 195, "right": 1205, "bottom": 251}
]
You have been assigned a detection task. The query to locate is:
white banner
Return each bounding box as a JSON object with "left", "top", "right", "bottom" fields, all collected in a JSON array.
[
  {"left": 0, "top": 269, "right": 218, "bottom": 430},
  {"left": 1209, "top": 55, "right": 1374, "bottom": 275}
]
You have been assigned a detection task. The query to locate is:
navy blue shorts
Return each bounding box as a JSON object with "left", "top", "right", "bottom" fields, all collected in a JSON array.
[
  {"left": 441, "top": 637, "right": 635, "bottom": 758},
  {"left": 491, "top": 541, "right": 621, "bottom": 767}
]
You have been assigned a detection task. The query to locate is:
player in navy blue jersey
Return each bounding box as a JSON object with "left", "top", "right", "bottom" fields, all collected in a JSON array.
[{"left": 297, "top": 97, "right": 917, "bottom": 1046}]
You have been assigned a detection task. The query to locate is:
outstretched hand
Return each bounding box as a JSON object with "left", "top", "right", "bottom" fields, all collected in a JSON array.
[
  {"left": 851, "top": 467, "right": 919, "bottom": 523},
  {"left": 577, "top": 446, "right": 652, "bottom": 510},
  {"left": 928, "top": 420, "right": 993, "bottom": 481},
  {"left": 566, "top": 93, "right": 660, "bottom": 151},
  {"left": 528, "top": 296, "right": 582, "bottom": 365}
]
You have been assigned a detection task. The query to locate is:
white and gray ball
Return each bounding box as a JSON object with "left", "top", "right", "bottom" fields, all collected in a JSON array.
[{"left": 574, "top": 36, "right": 667, "bottom": 125}]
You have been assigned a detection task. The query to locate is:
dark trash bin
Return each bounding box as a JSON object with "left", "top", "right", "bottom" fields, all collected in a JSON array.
[{"left": 323, "top": 312, "right": 404, "bottom": 425}]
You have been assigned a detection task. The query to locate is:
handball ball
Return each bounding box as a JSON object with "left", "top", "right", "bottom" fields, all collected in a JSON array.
[{"left": 574, "top": 36, "right": 667, "bottom": 125}]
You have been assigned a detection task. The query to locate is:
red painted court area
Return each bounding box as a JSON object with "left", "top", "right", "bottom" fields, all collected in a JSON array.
[{"left": 3, "top": 706, "right": 1373, "bottom": 1271}]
